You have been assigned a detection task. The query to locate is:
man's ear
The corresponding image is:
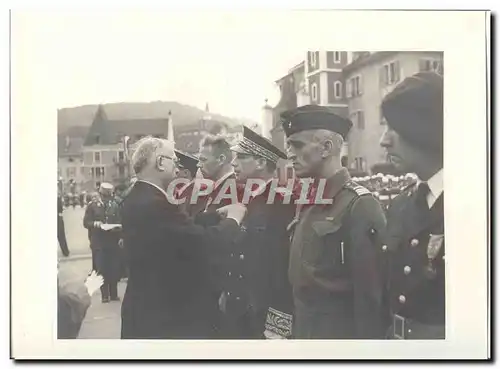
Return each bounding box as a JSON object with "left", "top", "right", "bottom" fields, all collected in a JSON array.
[
  {"left": 218, "top": 154, "right": 227, "bottom": 165},
  {"left": 256, "top": 157, "right": 267, "bottom": 171},
  {"left": 322, "top": 139, "right": 334, "bottom": 158}
]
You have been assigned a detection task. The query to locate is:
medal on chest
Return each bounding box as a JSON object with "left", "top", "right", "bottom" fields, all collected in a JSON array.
[{"left": 423, "top": 233, "right": 444, "bottom": 279}]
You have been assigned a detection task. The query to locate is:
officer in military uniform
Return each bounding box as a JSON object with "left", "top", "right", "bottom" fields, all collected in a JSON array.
[
  {"left": 217, "top": 126, "right": 294, "bottom": 339},
  {"left": 83, "top": 182, "right": 122, "bottom": 303},
  {"left": 175, "top": 149, "right": 199, "bottom": 181},
  {"left": 379, "top": 72, "right": 444, "bottom": 339},
  {"left": 282, "top": 105, "right": 387, "bottom": 339},
  {"left": 58, "top": 192, "right": 70, "bottom": 257},
  {"left": 174, "top": 149, "right": 200, "bottom": 215}
]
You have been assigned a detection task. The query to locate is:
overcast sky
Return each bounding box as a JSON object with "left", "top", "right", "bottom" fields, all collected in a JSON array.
[{"left": 14, "top": 11, "right": 311, "bottom": 122}]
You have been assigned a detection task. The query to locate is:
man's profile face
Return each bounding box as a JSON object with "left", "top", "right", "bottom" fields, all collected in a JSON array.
[
  {"left": 232, "top": 153, "right": 260, "bottom": 183},
  {"left": 198, "top": 145, "right": 222, "bottom": 180},
  {"left": 380, "top": 126, "right": 420, "bottom": 173},
  {"left": 176, "top": 167, "right": 192, "bottom": 180},
  {"left": 99, "top": 189, "right": 113, "bottom": 200},
  {"left": 286, "top": 131, "right": 324, "bottom": 178},
  {"left": 156, "top": 144, "right": 179, "bottom": 186}
]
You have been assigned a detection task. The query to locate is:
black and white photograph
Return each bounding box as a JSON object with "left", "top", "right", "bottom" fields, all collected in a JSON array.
[{"left": 10, "top": 9, "right": 489, "bottom": 360}]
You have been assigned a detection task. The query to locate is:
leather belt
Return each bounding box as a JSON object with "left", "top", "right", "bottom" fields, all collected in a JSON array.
[{"left": 391, "top": 314, "right": 445, "bottom": 340}]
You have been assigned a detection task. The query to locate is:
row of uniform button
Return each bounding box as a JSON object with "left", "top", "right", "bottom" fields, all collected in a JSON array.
[
  {"left": 227, "top": 271, "right": 243, "bottom": 279},
  {"left": 227, "top": 251, "right": 246, "bottom": 302},
  {"left": 381, "top": 238, "right": 420, "bottom": 252},
  {"left": 225, "top": 291, "right": 241, "bottom": 300},
  {"left": 230, "top": 252, "right": 245, "bottom": 260},
  {"left": 381, "top": 239, "right": 420, "bottom": 306}
]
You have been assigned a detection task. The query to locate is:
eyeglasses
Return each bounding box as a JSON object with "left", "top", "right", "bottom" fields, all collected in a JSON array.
[{"left": 158, "top": 154, "right": 179, "bottom": 166}]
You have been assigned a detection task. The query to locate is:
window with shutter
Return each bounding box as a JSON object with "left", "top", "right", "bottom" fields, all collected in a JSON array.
[
  {"left": 384, "top": 65, "right": 389, "bottom": 85},
  {"left": 311, "top": 83, "right": 318, "bottom": 102},
  {"left": 394, "top": 61, "right": 401, "bottom": 82},
  {"left": 334, "top": 81, "right": 342, "bottom": 99},
  {"left": 358, "top": 75, "right": 363, "bottom": 95}
]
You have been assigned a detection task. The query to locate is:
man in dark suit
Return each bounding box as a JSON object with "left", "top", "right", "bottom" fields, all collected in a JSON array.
[
  {"left": 217, "top": 126, "right": 295, "bottom": 339},
  {"left": 380, "top": 72, "right": 445, "bottom": 339},
  {"left": 120, "top": 136, "right": 246, "bottom": 339}
]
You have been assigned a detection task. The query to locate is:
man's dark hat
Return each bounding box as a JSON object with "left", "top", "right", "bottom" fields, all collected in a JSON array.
[
  {"left": 381, "top": 71, "right": 443, "bottom": 152},
  {"left": 175, "top": 150, "right": 199, "bottom": 176},
  {"left": 230, "top": 125, "right": 287, "bottom": 164},
  {"left": 280, "top": 105, "right": 352, "bottom": 139}
]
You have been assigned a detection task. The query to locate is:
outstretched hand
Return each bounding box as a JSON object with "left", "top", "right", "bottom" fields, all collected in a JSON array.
[{"left": 84, "top": 271, "right": 104, "bottom": 296}]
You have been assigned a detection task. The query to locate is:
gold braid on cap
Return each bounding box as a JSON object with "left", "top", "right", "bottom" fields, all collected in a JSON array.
[{"left": 237, "top": 137, "right": 280, "bottom": 164}]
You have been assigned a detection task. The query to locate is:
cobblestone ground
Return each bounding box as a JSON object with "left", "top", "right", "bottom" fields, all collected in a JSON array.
[{"left": 58, "top": 206, "right": 124, "bottom": 339}]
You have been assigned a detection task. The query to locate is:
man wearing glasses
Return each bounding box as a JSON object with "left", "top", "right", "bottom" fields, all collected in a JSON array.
[{"left": 120, "top": 136, "right": 246, "bottom": 339}]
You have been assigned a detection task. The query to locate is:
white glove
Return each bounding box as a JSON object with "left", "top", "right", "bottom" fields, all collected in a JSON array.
[{"left": 84, "top": 270, "right": 104, "bottom": 296}]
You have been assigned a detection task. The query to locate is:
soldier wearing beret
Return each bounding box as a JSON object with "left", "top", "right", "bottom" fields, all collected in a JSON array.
[
  {"left": 216, "top": 126, "right": 294, "bottom": 339},
  {"left": 380, "top": 72, "right": 444, "bottom": 339},
  {"left": 83, "top": 182, "right": 123, "bottom": 303},
  {"left": 282, "top": 105, "right": 387, "bottom": 339}
]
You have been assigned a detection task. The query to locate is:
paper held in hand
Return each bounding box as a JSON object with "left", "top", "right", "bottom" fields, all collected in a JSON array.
[{"left": 100, "top": 223, "right": 122, "bottom": 231}]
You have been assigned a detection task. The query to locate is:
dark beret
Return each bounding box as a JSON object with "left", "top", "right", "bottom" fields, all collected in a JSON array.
[
  {"left": 280, "top": 105, "right": 353, "bottom": 139},
  {"left": 174, "top": 150, "right": 199, "bottom": 176},
  {"left": 381, "top": 72, "right": 443, "bottom": 152}
]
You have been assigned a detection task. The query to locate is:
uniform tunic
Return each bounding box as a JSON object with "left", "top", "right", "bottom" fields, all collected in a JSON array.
[
  {"left": 382, "top": 182, "right": 445, "bottom": 339},
  {"left": 83, "top": 196, "right": 122, "bottom": 299},
  {"left": 219, "top": 182, "right": 295, "bottom": 339},
  {"left": 288, "top": 168, "right": 387, "bottom": 339}
]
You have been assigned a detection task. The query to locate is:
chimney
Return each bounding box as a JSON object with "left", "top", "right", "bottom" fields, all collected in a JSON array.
[
  {"left": 167, "top": 110, "right": 175, "bottom": 143},
  {"left": 261, "top": 98, "right": 273, "bottom": 140}
]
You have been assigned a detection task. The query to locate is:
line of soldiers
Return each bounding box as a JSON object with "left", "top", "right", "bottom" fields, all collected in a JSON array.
[
  {"left": 81, "top": 71, "right": 443, "bottom": 340},
  {"left": 354, "top": 173, "right": 419, "bottom": 210},
  {"left": 61, "top": 192, "right": 92, "bottom": 208}
]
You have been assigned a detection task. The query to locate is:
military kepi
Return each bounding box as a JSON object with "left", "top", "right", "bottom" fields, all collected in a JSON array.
[
  {"left": 280, "top": 105, "right": 353, "bottom": 139},
  {"left": 100, "top": 182, "right": 114, "bottom": 191},
  {"left": 381, "top": 71, "right": 443, "bottom": 152},
  {"left": 231, "top": 125, "right": 287, "bottom": 164},
  {"left": 175, "top": 149, "right": 199, "bottom": 176}
]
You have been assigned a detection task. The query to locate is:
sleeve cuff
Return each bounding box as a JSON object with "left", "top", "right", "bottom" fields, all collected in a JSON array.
[
  {"left": 265, "top": 307, "right": 293, "bottom": 339},
  {"left": 225, "top": 217, "right": 240, "bottom": 226}
]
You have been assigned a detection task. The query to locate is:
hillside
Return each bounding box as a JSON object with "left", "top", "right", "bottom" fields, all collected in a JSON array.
[{"left": 57, "top": 101, "right": 257, "bottom": 135}]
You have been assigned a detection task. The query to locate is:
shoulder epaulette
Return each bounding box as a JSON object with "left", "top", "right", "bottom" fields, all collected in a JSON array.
[
  {"left": 400, "top": 182, "right": 418, "bottom": 195},
  {"left": 344, "top": 180, "right": 372, "bottom": 197}
]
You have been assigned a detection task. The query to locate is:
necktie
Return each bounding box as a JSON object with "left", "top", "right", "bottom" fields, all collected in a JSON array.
[{"left": 415, "top": 182, "right": 430, "bottom": 217}]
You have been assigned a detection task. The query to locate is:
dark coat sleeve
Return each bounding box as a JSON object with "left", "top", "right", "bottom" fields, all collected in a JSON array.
[
  {"left": 126, "top": 194, "right": 240, "bottom": 257},
  {"left": 83, "top": 203, "right": 95, "bottom": 230},
  {"left": 57, "top": 283, "right": 91, "bottom": 339},
  {"left": 268, "top": 203, "right": 295, "bottom": 315},
  {"left": 347, "top": 195, "right": 387, "bottom": 339}
]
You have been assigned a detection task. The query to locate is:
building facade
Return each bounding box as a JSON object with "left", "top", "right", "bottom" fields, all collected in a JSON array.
[
  {"left": 271, "top": 51, "right": 443, "bottom": 177},
  {"left": 343, "top": 51, "right": 443, "bottom": 172},
  {"left": 58, "top": 126, "right": 88, "bottom": 193}
]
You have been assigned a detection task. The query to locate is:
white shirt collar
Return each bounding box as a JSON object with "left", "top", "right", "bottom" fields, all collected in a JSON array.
[{"left": 417, "top": 169, "right": 443, "bottom": 208}]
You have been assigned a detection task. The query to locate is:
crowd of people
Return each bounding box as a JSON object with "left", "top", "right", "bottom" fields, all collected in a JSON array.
[{"left": 57, "top": 71, "right": 444, "bottom": 340}]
